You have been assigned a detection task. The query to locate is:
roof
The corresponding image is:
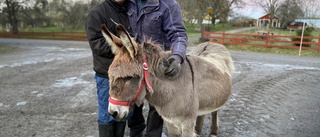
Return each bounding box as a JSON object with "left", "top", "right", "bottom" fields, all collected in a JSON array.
[{"left": 258, "top": 13, "right": 279, "bottom": 19}]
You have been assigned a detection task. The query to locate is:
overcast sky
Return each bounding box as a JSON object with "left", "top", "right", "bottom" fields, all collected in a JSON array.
[
  {"left": 70, "top": 0, "right": 265, "bottom": 19},
  {"left": 237, "top": 6, "right": 265, "bottom": 19}
]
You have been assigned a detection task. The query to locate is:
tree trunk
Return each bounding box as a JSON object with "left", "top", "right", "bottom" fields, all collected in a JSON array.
[
  {"left": 5, "top": 0, "right": 19, "bottom": 33},
  {"left": 211, "top": 15, "right": 216, "bottom": 28},
  {"left": 195, "top": 15, "right": 203, "bottom": 31}
]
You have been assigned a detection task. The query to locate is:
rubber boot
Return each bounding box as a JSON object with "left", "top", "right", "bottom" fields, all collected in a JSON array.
[
  {"left": 114, "top": 121, "right": 126, "bottom": 137},
  {"left": 128, "top": 104, "right": 146, "bottom": 137},
  {"left": 133, "top": 132, "right": 144, "bottom": 137},
  {"left": 99, "top": 124, "right": 114, "bottom": 137},
  {"left": 145, "top": 105, "right": 163, "bottom": 137}
]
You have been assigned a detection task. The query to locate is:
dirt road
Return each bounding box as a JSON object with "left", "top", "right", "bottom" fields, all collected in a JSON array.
[{"left": 0, "top": 39, "right": 319, "bottom": 137}]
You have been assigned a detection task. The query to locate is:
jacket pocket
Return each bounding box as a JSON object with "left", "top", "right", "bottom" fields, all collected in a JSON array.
[{"left": 143, "top": 12, "right": 162, "bottom": 35}]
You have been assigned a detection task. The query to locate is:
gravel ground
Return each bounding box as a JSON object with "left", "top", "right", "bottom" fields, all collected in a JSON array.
[{"left": 0, "top": 38, "right": 319, "bottom": 137}]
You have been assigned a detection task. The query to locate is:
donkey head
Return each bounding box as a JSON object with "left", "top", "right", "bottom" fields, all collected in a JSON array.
[{"left": 101, "top": 24, "right": 161, "bottom": 120}]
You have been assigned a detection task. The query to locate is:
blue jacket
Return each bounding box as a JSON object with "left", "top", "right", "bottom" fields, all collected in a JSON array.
[{"left": 127, "top": 0, "right": 188, "bottom": 60}]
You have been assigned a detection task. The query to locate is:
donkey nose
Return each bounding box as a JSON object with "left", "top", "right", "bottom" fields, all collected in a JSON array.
[{"left": 109, "top": 111, "right": 118, "bottom": 119}]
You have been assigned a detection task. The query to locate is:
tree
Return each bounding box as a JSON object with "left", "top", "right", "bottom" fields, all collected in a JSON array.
[
  {"left": 20, "top": 0, "right": 49, "bottom": 28},
  {"left": 178, "top": 0, "right": 244, "bottom": 30},
  {"left": 1, "top": 0, "right": 30, "bottom": 33},
  {"left": 298, "top": 0, "right": 320, "bottom": 18},
  {"left": 61, "top": 1, "right": 89, "bottom": 29},
  {"left": 255, "top": 0, "right": 282, "bottom": 28},
  {"left": 45, "top": 0, "right": 100, "bottom": 29},
  {"left": 278, "top": 0, "right": 303, "bottom": 28}
]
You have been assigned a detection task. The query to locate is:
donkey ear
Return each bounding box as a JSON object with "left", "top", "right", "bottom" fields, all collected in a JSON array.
[
  {"left": 101, "top": 24, "right": 123, "bottom": 55},
  {"left": 116, "top": 24, "right": 139, "bottom": 60}
]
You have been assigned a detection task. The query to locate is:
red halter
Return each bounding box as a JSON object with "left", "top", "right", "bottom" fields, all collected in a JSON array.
[{"left": 108, "top": 54, "right": 153, "bottom": 106}]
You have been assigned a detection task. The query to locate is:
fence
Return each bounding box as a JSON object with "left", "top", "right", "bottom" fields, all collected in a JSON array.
[
  {"left": 1, "top": 30, "right": 320, "bottom": 51},
  {"left": 201, "top": 29, "right": 320, "bottom": 51},
  {"left": 0, "top": 31, "right": 87, "bottom": 41}
]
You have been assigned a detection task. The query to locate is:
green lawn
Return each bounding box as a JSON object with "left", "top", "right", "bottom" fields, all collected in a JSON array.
[
  {"left": 185, "top": 22, "right": 241, "bottom": 37},
  {"left": 185, "top": 23, "right": 320, "bottom": 58},
  {"left": 241, "top": 27, "right": 320, "bottom": 36},
  {"left": 2, "top": 23, "right": 319, "bottom": 57},
  {"left": 20, "top": 26, "right": 85, "bottom": 32},
  {"left": 226, "top": 44, "right": 320, "bottom": 57}
]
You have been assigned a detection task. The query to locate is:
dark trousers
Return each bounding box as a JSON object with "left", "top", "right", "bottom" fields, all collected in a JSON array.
[{"left": 128, "top": 104, "right": 163, "bottom": 137}]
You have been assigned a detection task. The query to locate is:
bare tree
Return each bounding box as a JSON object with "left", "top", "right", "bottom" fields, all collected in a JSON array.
[
  {"left": 255, "top": 0, "right": 283, "bottom": 28},
  {"left": 1, "top": 0, "right": 30, "bottom": 33},
  {"left": 278, "top": 0, "right": 303, "bottom": 28},
  {"left": 298, "top": 0, "right": 320, "bottom": 18},
  {"left": 20, "top": 0, "right": 49, "bottom": 28},
  {"left": 178, "top": 0, "right": 244, "bottom": 30}
]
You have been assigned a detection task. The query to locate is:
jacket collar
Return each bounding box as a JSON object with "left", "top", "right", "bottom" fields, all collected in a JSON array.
[
  {"left": 106, "top": 0, "right": 127, "bottom": 12},
  {"left": 145, "top": 0, "right": 159, "bottom": 6}
]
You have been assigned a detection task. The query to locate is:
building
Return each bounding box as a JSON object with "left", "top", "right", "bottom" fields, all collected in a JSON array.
[
  {"left": 295, "top": 18, "right": 320, "bottom": 28},
  {"left": 287, "top": 22, "right": 307, "bottom": 30},
  {"left": 257, "top": 13, "right": 280, "bottom": 28}
]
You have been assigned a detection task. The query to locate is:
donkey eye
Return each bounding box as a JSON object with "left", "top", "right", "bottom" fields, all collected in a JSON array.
[{"left": 123, "top": 76, "right": 134, "bottom": 81}]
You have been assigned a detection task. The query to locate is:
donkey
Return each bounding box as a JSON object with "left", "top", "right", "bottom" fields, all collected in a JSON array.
[{"left": 101, "top": 24, "right": 234, "bottom": 137}]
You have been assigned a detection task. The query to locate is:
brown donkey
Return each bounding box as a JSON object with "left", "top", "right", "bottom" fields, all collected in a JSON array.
[{"left": 101, "top": 24, "right": 234, "bottom": 137}]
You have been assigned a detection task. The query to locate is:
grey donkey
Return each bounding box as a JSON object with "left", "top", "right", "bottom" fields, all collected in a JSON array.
[{"left": 101, "top": 24, "right": 234, "bottom": 137}]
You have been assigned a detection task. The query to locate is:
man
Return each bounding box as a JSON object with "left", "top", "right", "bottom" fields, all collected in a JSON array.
[
  {"left": 126, "top": 0, "right": 188, "bottom": 136},
  {"left": 85, "top": 0, "right": 135, "bottom": 136}
]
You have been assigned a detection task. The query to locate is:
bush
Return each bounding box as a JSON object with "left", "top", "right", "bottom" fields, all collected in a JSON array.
[{"left": 292, "top": 27, "right": 315, "bottom": 47}]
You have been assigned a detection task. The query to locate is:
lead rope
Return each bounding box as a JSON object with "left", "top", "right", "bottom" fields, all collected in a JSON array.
[{"left": 186, "top": 56, "right": 195, "bottom": 91}]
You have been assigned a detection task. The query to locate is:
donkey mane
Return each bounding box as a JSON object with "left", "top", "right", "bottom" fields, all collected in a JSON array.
[
  {"left": 142, "top": 42, "right": 172, "bottom": 76},
  {"left": 108, "top": 40, "right": 169, "bottom": 79}
]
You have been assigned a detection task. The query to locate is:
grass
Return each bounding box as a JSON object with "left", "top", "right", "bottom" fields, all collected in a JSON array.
[
  {"left": 0, "top": 45, "right": 19, "bottom": 54},
  {"left": 186, "top": 22, "right": 320, "bottom": 57},
  {"left": 2, "top": 23, "right": 319, "bottom": 57},
  {"left": 20, "top": 26, "right": 85, "bottom": 32},
  {"left": 191, "top": 39, "right": 320, "bottom": 57},
  {"left": 185, "top": 22, "right": 241, "bottom": 37},
  {"left": 209, "top": 23, "right": 240, "bottom": 32},
  {"left": 241, "top": 27, "right": 320, "bottom": 36},
  {"left": 186, "top": 24, "right": 320, "bottom": 57},
  {"left": 226, "top": 44, "right": 320, "bottom": 57},
  {"left": 191, "top": 38, "right": 320, "bottom": 57}
]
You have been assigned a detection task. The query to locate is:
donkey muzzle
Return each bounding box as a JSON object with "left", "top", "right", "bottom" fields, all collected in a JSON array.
[{"left": 108, "top": 103, "right": 130, "bottom": 121}]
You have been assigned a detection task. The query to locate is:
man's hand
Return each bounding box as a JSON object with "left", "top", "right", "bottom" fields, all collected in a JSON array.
[{"left": 165, "top": 55, "right": 182, "bottom": 76}]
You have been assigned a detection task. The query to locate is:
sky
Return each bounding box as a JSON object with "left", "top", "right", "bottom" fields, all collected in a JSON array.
[
  {"left": 70, "top": 0, "right": 266, "bottom": 19},
  {"left": 235, "top": 4, "right": 266, "bottom": 19}
]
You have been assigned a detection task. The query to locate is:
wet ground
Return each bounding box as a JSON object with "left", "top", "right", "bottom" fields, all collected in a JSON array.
[{"left": 0, "top": 39, "right": 319, "bottom": 137}]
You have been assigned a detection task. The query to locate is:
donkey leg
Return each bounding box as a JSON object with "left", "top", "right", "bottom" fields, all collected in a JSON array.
[
  {"left": 195, "top": 115, "right": 205, "bottom": 135},
  {"left": 210, "top": 111, "right": 219, "bottom": 136},
  {"left": 164, "top": 121, "right": 180, "bottom": 137},
  {"left": 181, "top": 119, "right": 197, "bottom": 137}
]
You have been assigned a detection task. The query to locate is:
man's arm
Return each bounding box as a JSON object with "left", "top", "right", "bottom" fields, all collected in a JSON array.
[
  {"left": 85, "top": 10, "right": 114, "bottom": 58},
  {"left": 162, "top": 1, "right": 188, "bottom": 61},
  {"left": 162, "top": 1, "right": 187, "bottom": 76}
]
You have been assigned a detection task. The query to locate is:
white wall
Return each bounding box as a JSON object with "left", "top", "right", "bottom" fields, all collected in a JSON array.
[{"left": 295, "top": 19, "right": 320, "bottom": 28}]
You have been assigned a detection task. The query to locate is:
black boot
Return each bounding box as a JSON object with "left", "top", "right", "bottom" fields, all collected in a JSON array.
[
  {"left": 133, "top": 132, "right": 144, "bottom": 137},
  {"left": 128, "top": 104, "right": 146, "bottom": 137},
  {"left": 99, "top": 124, "right": 114, "bottom": 137},
  {"left": 114, "top": 121, "right": 126, "bottom": 137},
  {"left": 145, "top": 105, "right": 163, "bottom": 137}
]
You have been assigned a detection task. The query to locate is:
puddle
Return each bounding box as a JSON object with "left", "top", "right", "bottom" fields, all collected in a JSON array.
[{"left": 52, "top": 77, "right": 90, "bottom": 88}]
